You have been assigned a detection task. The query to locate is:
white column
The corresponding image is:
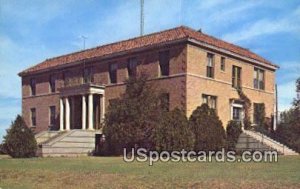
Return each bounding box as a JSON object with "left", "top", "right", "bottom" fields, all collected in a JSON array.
[
  {"left": 65, "top": 97, "right": 70, "bottom": 131},
  {"left": 59, "top": 98, "right": 64, "bottom": 131},
  {"left": 100, "top": 95, "right": 105, "bottom": 123},
  {"left": 88, "top": 94, "right": 94, "bottom": 130},
  {"left": 82, "top": 95, "right": 86, "bottom": 130}
]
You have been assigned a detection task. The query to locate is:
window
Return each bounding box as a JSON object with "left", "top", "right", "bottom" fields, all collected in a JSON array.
[
  {"left": 232, "top": 107, "right": 242, "bottom": 121},
  {"left": 30, "top": 108, "right": 36, "bottom": 127},
  {"left": 232, "top": 66, "right": 241, "bottom": 89},
  {"left": 159, "top": 51, "right": 170, "bottom": 76},
  {"left": 30, "top": 78, "right": 36, "bottom": 96},
  {"left": 49, "top": 106, "right": 56, "bottom": 126},
  {"left": 206, "top": 53, "right": 214, "bottom": 78},
  {"left": 49, "top": 75, "right": 55, "bottom": 93},
  {"left": 202, "top": 94, "right": 217, "bottom": 109},
  {"left": 220, "top": 57, "right": 225, "bottom": 71},
  {"left": 63, "top": 71, "right": 71, "bottom": 87},
  {"left": 83, "top": 67, "right": 93, "bottom": 84},
  {"left": 254, "top": 68, "right": 265, "bottom": 90},
  {"left": 160, "top": 93, "right": 170, "bottom": 111},
  {"left": 253, "top": 103, "right": 265, "bottom": 125},
  {"left": 109, "top": 63, "right": 118, "bottom": 84},
  {"left": 127, "top": 57, "right": 137, "bottom": 78}
]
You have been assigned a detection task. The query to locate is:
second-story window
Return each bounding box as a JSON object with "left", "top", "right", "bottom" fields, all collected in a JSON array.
[
  {"left": 254, "top": 67, "right": 265, "bottom": 90},
  {"left": 202, "top": 94, "right": 217, "bottom": 109},
  {"left": 83, "top": 67, "right": 93, "bottom": 84},
  {"left": 31, "top": 108, "right": 36, "bottom": 127},
  {"left": 30, "top": 78, "right": 36, "bottom": 96},
  {"left": 159, "top": 50, "right": 170, "bottom": 76},
  {"left": 232, "top": 66, "right": 241, "bottom": 89},
  {"left": 206, "top": 53, "right": 214, "bottom": 78},
  {"left": 63, "top": 71, "right": 72, "bottom": 87},
  {"left": 49, "top": 75, "right": 55, "bottom": 93},
  {"left": 109, "top": 63, "right": 118, "bottom": 84},
  {"left": 127, "top": 57, "right": 137, "bottom": 78},
  {"left": 221, "top": 57, "right": 226, "bottom": 71}
]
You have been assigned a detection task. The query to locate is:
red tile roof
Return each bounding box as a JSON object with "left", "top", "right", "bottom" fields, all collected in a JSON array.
[{"left": 19, "top": 26, "right": 277, "bottom": 76}]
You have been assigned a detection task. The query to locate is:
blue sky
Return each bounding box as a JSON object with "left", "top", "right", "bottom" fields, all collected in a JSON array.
[{"left": 0, "top": 0, "right": 299, "bottom": 141}]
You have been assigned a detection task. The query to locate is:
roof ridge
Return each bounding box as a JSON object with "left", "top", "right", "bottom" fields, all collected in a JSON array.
[
  {"left": 19, "top": 25, "right": 277, "bottom": 76},
  {"left": 45, "top": 26, "right": 186, "bottom": 62}
]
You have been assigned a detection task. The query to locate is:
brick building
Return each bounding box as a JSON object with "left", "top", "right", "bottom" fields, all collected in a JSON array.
[{"left": 19, "top": 26, "right": 278, "bottom": 135}]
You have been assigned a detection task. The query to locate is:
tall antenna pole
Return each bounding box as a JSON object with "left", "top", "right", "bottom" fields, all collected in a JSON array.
[
  {"left": 140, "top": 0, "right": 144, "bottom": 36},
  {"left": 81, "top": 35, "right": 87, "bottom": 50}
]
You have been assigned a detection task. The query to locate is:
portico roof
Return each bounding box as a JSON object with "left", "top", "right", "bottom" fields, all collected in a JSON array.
[{"left": 59, "top": 83, "right": 105, "bottom": 97}]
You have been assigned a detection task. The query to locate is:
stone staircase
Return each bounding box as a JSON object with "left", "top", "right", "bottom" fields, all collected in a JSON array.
[
  {"left": 36, "top": 130, "right": 101, "bottom": 157},
  {"left": 236, "top": 129, "right": 298, "bottom": 155},
  {"left": 35, "top": 131, "right": 60, "bottom": 144}
]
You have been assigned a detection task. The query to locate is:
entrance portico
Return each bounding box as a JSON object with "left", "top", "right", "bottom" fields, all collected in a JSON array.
[{"left": 59, "top": 84, "right": 105, "bottom": 131}]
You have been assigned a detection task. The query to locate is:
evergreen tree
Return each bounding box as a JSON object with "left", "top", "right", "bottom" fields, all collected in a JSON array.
[
  {"left": 154, "top": 108, "right": 194, "bottom": 152},
  {"left": 226, "top": 121, "right": 242, "bottom": 151},
  {"left": 3, "top": 115, "right": 37, "bottom": 158},
  {"left": 189, "top": 104, "right": 226, "bottom": 152},
  {"left": 103, "top": 74, "right": 162, "bottom": 155}
]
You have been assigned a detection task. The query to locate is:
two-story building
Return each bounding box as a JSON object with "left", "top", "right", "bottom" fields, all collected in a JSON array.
[{"left": 19, "top": 26, "right": 278, "bottom": 135}]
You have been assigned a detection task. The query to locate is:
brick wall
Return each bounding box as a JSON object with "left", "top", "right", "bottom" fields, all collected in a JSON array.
[
  {"left": 186, "top": 44, "right": 275, "bottom": 127},
  {"left": 21, "top": 44, "right": 187, "bottom": 132}
]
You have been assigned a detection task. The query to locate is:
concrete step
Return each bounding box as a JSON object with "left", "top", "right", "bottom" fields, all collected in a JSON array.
[
  {"left": 51, "top": 142, "right": 95, "bottom": 148},
  {"left": 37, "top": 130, "right": 102, "bottom": 157},
  {"left": 242, "top": 129, "right": 298, "bottom": 155}
]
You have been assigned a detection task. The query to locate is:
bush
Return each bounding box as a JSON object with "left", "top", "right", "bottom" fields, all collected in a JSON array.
[
  {"left": 226, "top": 121, "right": 242, "bottom": 151},
  {"left": 154, "top": 108, "right": 194, "bottom": 152},
  {"left": 3, "top": 115, "right": 37, "bottom": 158},
  {"left": 103, "top": 74, "right": 163, "bottom": 155},
  {"left": 189, "top": 104, "right": 226, "bottom": 152}
]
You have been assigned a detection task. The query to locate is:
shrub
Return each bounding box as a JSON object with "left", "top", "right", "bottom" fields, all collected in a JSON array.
[
  {"left": 154, "top": 108, "right": 194, "bottom": 152},
  {"left": 3, "top": 115, "right": 37, "bottom": 158},
  {"left": 189, "top": 104, "right": 226, "bottom": 152},
  {"left": 226, "top": 121, "right": 242, "bottom": 151},
  {"left": 103, "top": 74, "right": 162, "bottom": 155}
]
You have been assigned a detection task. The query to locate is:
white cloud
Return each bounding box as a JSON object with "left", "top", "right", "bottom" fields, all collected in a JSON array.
[{"left": 222, "top": 6, "right": 300, "bottom": 43}]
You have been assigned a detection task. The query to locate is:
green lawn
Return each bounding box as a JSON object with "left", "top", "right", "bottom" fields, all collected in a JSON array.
[{"left": 0, "top": 155, "right": 299, "bottom": 189}]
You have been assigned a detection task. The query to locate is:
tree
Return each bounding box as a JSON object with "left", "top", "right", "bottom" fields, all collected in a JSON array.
[
  {"left": 3, "top": 115, "right": 37, "bottom": 158},
  {"left": 103, "top": 74, "right": 163, "bottom": 155},
  {"left": 189, "top": 104, "right": 226, "bottom": 152},
  {"left": 226, "top": 121, "right": 242, "bottom": 151},
  {"left": 275, "top": 77, "right": 300, "bottom": 152},
  {"left": 293, "top": 77, "right": 300, "bottom": 108},
  {"left": 154, "top": 108, "right": 194, "bottom": 152}
]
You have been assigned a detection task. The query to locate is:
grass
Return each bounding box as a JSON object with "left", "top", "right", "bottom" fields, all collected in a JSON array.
[{"left": 0, "top": 155, "right": 299, "bottom": 189}]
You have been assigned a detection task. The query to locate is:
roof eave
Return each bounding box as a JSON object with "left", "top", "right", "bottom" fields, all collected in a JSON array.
[
  {"left": 18, "top": 37, "right": 189, "bottom": 77},
  {"left": 187, "top": 38, "right": 279, "bottom": 70}
]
